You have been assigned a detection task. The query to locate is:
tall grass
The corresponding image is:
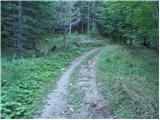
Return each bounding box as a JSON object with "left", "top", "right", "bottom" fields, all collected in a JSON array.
[{"left": 96, "top": 44, "right": 159, "bottom": 118}]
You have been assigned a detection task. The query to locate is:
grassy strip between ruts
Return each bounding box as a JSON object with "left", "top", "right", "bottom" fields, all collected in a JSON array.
[
  {"left": 67, "top": 48, "right": 102, "bottom": 112},
  {"left": 1, "top": 43, "right": 97, "bottom": 119},
  {"left": 67, "top": 65, "right": 83, "bottom": 112},
  {"left": 96, "top": 44, "right": 159, "bottom": 119}
]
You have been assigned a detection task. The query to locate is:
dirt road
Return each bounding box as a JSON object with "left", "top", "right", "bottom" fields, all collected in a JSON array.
[{"left": 36, "top": 48, "right": 113, "bottom": 119}]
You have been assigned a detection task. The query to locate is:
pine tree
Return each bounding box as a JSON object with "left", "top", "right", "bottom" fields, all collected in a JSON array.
[
  {"left": 53, "top": 1, "right": 80, "bottom": 47},
  {"left": 1, "top": 1, "right": 55, "bottom": 53}
]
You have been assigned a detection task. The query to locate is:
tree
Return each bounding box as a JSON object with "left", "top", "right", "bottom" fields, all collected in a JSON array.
[
  {"left": 1, "top": 1, "right": 55, "bottom": 54},
  {"left": 53, "top": 1, "right": 81, "bottom": 47},
  {"left": 95, "top": 1, "right": 158, "bottom": 48}
]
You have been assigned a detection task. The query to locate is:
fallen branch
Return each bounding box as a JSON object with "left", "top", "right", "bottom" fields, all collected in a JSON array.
[{"left": 113, "top": 114, "right": 119, "bottom": 119}]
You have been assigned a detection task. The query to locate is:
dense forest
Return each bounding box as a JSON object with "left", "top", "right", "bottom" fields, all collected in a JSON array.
[
  {"left": 1, "top": 1, "right": 159, "bottom": 119},
  {"left": 2, "top": 1, "right": 158, "bottom": 55}
]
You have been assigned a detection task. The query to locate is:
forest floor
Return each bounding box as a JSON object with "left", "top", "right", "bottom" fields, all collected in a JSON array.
[{"left": 35, "top": 48, "right": 113, "bottom": 119}]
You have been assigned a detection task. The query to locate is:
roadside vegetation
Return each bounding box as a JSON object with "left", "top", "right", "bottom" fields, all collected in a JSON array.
[
  {"left": 1, "top": 34, "right": 99, "bottom": 119},
  {"left": 96, "top": 45, "right": 159, "bottom": 118}
]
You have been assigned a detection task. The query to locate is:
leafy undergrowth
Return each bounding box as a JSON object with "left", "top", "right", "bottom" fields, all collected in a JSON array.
[
  {"left": 2, "top": 34, "right": 102, "bottom": 59},
  {"left": 96, "top": 44, "right": 159, "bottom": 119},
  {"left": 1, "top": 43, "right": 97, "bottom": 119}
]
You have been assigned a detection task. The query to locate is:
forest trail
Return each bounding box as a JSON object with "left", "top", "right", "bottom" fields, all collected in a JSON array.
[
  {"left": 66, "top": 48, "right": 113, "bottom": 119},
  {"left": 36, "top": 48, "right": 113, "bottom": 119}
]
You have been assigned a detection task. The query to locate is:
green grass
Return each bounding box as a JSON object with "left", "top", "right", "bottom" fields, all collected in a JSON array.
[
  {"left": 1, "top": 34, "right": 98, "bottom": 119},
  {"left": 96, "top": 44, "right": 159, "bottom": 118},
  {"left": 67, "top": 67, "right": 83, "bottom": 111},
  {"left": 67, "top": 48, "right": 101, "bottom": 111},
  {"left": 67, "top": 34, "right": 91, "bottom": 42},
  {"left": 43, "top": 34, "right": 92, "bottom": 47}
]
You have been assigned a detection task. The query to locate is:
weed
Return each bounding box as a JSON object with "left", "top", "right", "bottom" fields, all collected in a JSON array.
[
  {"left": 1, "top": 35, "right": 98, "bottom": 119},
  {"left": 96, "top": 44, "right": 159, "bottom": 118}
]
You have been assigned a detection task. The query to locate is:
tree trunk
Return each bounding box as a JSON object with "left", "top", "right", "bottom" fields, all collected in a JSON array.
[
  {"left": 69, "top": 21, "right": 72, "bottom": 35},
  {"left": 18, "top": 1, "right": 22, "bottom": 49},
  {"left": 13, "top": 23, "right": 16, "bottom": 47},
  {"left": 17, "top": 1, "right": 26, "bottom": 57},
  {"left": 17, "top": 1, "right": 23, "bottom": 50},
  {"left": 87, "top": 3, "right": 90, "bottom": 34},
  {"left": 130, "top": 39, "right": 133, "bottom": 45},
  {"left": 81, "top": 2, "right": 84, "bottom": 34},
  {"left": 81, "top": 22, "right": 83, "bottom": 34},
  {"left": 33, "top": 38, "right": 36, "bottom": 51},
  {"left": 92, "top": 1, "right": 95, "bottom": 30},
  {"left": 156, "top": 38, "right": 159, "bottom": 52},
  {"left": 143, "top": 36, "right": 150, "bottom": 47},
  {"left": 63, "top": 28, "right": 67, "bottom": 48}
]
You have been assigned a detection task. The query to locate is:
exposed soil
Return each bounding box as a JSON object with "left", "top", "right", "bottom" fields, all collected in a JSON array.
[
  {"left": 36, "top": 48, "right": 113, "bottom": 119},
  {"left": 66, "top": 49, "right": 113, "bottom": 119}
]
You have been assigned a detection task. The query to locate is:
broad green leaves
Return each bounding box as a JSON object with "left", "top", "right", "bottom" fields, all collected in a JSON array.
[{"left": 95, "top": 1, "right": 158, "bottom": 47}]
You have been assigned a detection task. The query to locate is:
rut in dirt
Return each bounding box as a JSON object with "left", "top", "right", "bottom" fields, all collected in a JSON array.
[
  {"left": 66, "top": 49, "right": 113, "bottom": 119},
  {"left": 35, "top": 48, "right": 100, "bottom": 119},
  {"left": 35, "top": 47, "right": 113, "bottom": 119}
]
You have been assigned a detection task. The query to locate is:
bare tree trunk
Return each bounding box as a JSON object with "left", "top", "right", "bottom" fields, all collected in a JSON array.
[
  {"left": 87, "top": 3, "right": 90, "bottom": 34},
  {"left": 130, "top": 39, "right": 133, "bottom": 45},
  {"left": 69, "top": 21, "right": 72, "bottom": 35},
  {"left": 18, "top": 1, "right": 23, "bottom": 50},
  {"left": 13, "top": 22, "right": 16, "bottom": 47},
  {"left": 17, "top": 1, "right": 26, "bottom": 57},
  {"left": 32, "top": 36, "right": 36, "bottom": 51},
  {"left": 63, "top": 28, "right": 67, "bottom": 48},
  {"left": 69, "top": 1, "right": 73, "bottom": 35},
  {"left": 81, "top": 2, "right": 84, "bottom": 34},
  {"left": 81, "top": 22, "right": 83, "bottom": 34},
  {"left": 92, "top": 1, "right": 95, "bottom": 30}
]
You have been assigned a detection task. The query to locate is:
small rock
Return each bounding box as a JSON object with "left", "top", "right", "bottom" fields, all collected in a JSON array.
[
  {"left": 69, "top": 83, "right": 73, "bottom": 86},
  {"left": 69, "top": 107, "right": 74, "bottom": 112},
  {"left": 61, "top": 68, "right": 65, "bottom": 71},
  {"left": 91, "top": 102, "right": 97, "bottom": 107}
]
